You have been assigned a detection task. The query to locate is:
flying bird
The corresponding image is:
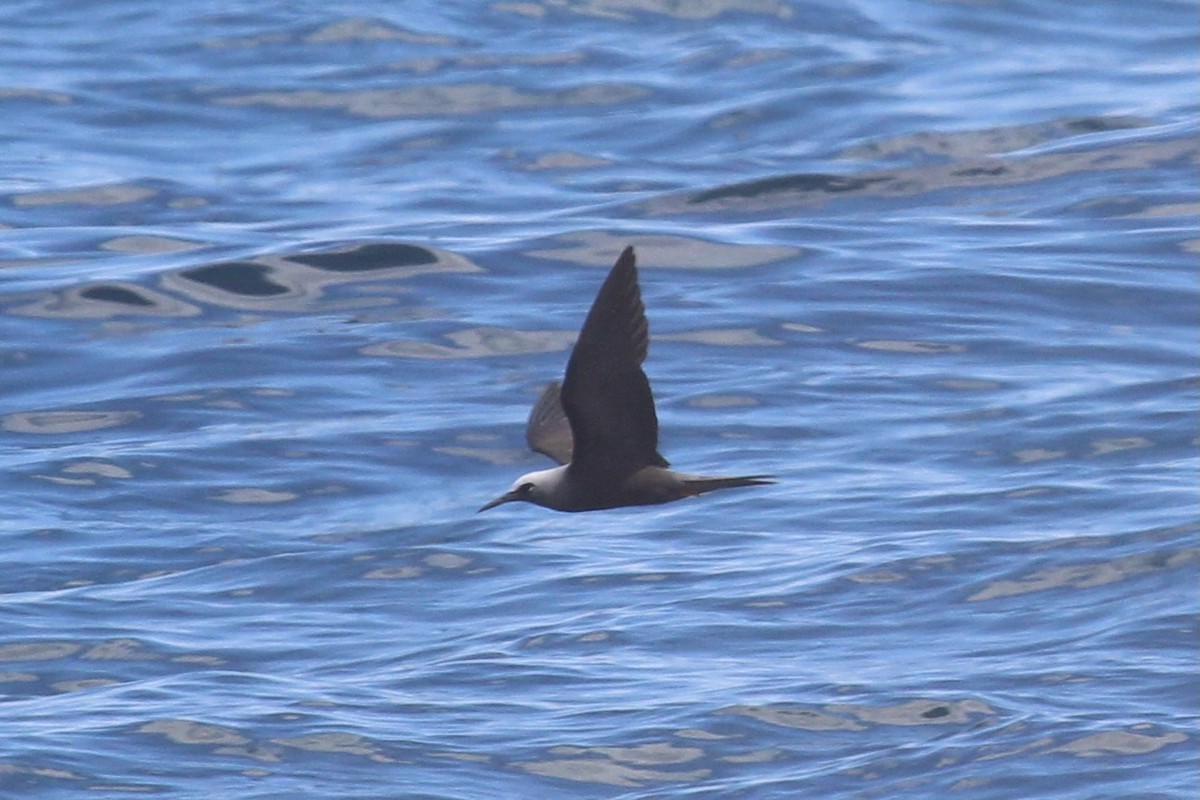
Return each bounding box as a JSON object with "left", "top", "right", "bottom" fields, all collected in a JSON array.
[{"left": 480, "top": 246, "right": 773, "bottom": 513}]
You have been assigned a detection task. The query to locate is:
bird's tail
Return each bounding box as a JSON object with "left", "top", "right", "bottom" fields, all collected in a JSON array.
[{"left": 681, "top": 475, "right": 775, "bottom": 497}]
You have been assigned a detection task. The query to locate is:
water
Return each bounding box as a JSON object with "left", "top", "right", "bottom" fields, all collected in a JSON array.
[{"left": 1, "top": 2, "right": 1196, "bottom": 798}]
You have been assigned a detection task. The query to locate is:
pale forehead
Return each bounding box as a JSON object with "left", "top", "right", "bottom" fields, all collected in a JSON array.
[
  {"left": 513, "top": 468, "right": 557, "bottom": 489},
  {"left": 514, "top": 471, "right": 541, "bottom": 487}
]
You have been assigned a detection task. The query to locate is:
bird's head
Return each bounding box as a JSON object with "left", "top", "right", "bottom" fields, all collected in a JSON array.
[{"left": 478, "top": 467, "right": 566, "bottom": 512}]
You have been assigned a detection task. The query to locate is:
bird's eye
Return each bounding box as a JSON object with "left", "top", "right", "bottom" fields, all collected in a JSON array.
[{"left": 518, "top": 483, "right": 534, "bottom": 495}]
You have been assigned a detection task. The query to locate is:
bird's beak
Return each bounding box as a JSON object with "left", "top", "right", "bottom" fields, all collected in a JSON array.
[{"left": 478, "top": 491, "right": 518, "bottom": 513}]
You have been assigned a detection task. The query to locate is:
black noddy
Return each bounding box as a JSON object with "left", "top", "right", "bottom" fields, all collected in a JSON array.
[{"left": 480, "top": 246, "right": 773, "bottom": 513}]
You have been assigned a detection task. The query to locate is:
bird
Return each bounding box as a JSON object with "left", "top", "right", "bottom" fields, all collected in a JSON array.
[{"left": 480, "top": 245, "right": 773, "bottom": 513}]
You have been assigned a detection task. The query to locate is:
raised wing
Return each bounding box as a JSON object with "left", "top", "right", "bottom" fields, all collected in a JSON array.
[
  {"left": 560, "top": 246, "right": 668, "bottom": 476},
  {"left": 525, "top": 381, "right": 573, "bottom": 465}
]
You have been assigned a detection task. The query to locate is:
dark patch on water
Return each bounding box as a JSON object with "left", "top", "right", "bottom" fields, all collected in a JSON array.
[
  {"left": 179, "top": 262, "right": 289, "bottom": 297},
  {"left": 690, "top": 173, "right": 892, "bottom": 203},
  {"left": 80, "top": 284, "right": 156, "bottom": 307},
  {"left": 291, "top": 243, "right": 439, "bottom": 272}
]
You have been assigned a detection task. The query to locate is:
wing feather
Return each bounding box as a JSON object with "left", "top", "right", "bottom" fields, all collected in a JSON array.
[
  {"left": 525, "top": 381, "right": 573, "bottom": 465},
  {"left": 559, "top": 246, "right": 668, "bottom": 475}
]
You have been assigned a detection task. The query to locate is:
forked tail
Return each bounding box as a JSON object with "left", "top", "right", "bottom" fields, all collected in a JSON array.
[{"left": 682, "top": 475, "right": 775, "bottom": 497}]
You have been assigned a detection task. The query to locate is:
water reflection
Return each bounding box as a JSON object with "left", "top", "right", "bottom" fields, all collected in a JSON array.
[{"left": 9, "top": 241, "right": 480, "bottom": 320}]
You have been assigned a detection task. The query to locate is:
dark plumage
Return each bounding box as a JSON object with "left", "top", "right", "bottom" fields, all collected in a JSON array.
[{"left": 480, "top": 246, "right": 773, "bottom": 513}]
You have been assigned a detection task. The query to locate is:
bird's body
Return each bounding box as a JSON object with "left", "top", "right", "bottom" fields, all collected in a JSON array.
[
  {"left": 493, "top": 463, "right": 768, "bottom": 513},
  {"left": 480, "top": 246, "right": 772, "bottom": 513}
]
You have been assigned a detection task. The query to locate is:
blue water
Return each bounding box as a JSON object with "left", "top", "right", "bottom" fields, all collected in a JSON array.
[{"left": 1, "top": 1, "right": 1196, "bottom": 798}]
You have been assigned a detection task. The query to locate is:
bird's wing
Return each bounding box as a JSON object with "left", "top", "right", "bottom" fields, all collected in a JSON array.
[
  {"left": 560, "top": 246, "right": 669, "bottom": 474},
  {"left": 525, "top": 381, "right": 573, "bottom": 465}
]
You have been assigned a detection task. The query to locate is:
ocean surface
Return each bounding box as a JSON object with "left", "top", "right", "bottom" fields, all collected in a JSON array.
[{"left": 1, "top": 2, "right": 1196, "bottom": 798}]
